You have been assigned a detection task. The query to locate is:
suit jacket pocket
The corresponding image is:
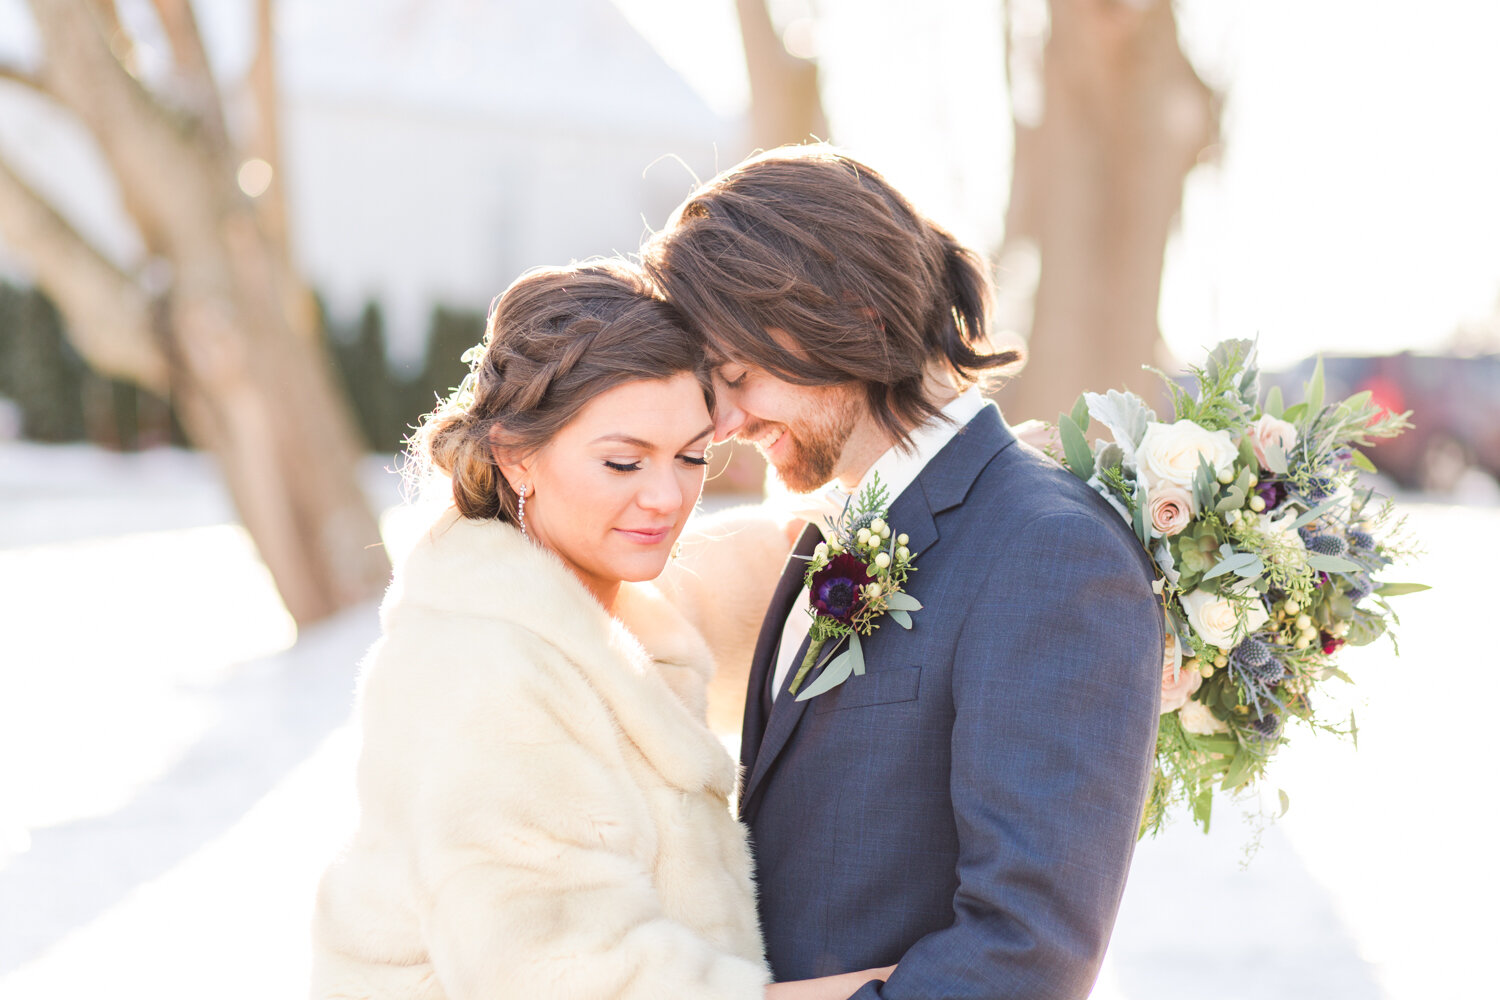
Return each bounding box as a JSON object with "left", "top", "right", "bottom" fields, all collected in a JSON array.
[{"left": 813, "top": 664, "right": 922, "bottom": 714}]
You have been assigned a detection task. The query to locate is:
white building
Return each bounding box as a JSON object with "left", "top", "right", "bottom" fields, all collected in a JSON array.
[{"left": 0, "top": 0, "right": 738, "bottom": 357}]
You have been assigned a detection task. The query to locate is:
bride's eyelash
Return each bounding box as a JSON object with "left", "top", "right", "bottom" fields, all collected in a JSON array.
[
  {"left": 605, "top": 455, "right": 708, "bottom": 472},
  {"left": 723, "top": 374, "right": 747, "bottom": 389}
]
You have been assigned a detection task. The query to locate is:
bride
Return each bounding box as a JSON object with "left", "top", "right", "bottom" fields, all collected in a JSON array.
[{"left": 309, "top": 260, "right": 891, "bottom": 999}]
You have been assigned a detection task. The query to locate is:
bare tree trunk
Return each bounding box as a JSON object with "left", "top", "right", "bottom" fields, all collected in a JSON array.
[
  {"left": 735, "top": 0, "right": 829, "bottom": 151},
  {"left": 996, "top": 0, "right": 1218, "bottom": 423},
  {"left": 0, "top": 0, "right": 389, "bottom": 625}
]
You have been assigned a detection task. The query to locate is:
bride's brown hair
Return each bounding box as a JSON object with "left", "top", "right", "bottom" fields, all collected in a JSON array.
[
  {"left": 642, "top": 144, "right": 1018, "bottom": 447},
  {"left": 411, "top": 259, "right": 710, "bottom": 523}
]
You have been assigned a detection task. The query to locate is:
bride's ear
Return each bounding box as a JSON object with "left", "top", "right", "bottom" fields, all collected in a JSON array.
[{"left": 489, "top": 425, "right": 532, "bottom": 496}]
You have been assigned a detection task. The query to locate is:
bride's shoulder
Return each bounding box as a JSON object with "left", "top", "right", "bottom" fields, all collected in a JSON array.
[{"left": 614, "top": 581, "right": 715, "bottom": 693}]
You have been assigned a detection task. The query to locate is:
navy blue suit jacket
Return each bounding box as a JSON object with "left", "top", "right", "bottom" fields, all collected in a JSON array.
[{"left": 739, "top": 406, "right": 1163, "bottom": 999}]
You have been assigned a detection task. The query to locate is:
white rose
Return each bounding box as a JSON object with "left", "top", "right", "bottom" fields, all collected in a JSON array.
[
  {"left": 1247, "top": 414, "right": 1298, "bottom": 471},
  {"left": 1180, "top": 588, "right": 1269, "bottom": 649},
  {"left": 1178, "top": 699, "right": 1228, "bottom": 735},
  {"left": 1137, "top": 419, "right": 1237, "bottom": 491}
]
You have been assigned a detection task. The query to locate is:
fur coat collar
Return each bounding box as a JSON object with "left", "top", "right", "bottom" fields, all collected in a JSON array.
[{"left": 387, "top": 507, "right": 732, "bottom": 796}]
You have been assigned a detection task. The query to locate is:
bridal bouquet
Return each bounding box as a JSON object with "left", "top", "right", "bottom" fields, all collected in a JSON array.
[{"left": 1055, "top": 340, "right": 1424, "bottom": 835}]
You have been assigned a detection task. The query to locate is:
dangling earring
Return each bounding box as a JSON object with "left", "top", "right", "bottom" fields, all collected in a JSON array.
[{"left": 516, "top": 483, "right": 530, "bottom": 539}]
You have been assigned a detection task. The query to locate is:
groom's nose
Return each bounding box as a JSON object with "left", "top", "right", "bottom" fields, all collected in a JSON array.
[{"left": 712, "top": 396, "right": 747, "bottom": 444}]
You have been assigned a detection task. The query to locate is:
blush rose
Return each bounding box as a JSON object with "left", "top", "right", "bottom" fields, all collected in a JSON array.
[
  {"left": 1247, "top": 414, "right": 1298, "bottom": 472},
  {"left": 1146, "top": 482, "right": 1196, "bottom": 537},
  {"left": 1159, "top": 630, "right": 1202, "bottom": 713}
]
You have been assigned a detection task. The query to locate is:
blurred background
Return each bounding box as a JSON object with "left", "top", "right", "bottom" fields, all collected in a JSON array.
[{"left": 1, "top": 1, "right": 1496, "bottom": 997}]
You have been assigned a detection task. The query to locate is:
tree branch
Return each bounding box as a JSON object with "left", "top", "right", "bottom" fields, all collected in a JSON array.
[
  {"left": 0, "top": 153, "right": 169, "bottom": 391},
  {"left": 149, "top": 0, "right": 227, "bottom": 143},
  {"left": 247, "top": 0, "right": 288, "bottom": 251},
  {"left": 0, "top": 63, "right": 51, "bottom": 98},
  {"left": 734, "top": 0, "right": 827, "bottom": 150},
  {"left": 25, "top": 0, "right": 228, "bottom": 255}
]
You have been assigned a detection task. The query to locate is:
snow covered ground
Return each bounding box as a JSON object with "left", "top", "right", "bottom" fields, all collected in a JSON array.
[{"left": 1, "top": 442, "right": 1495, "bottom": 999}]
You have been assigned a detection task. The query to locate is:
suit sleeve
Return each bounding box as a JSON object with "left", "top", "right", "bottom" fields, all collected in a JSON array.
[
  {"left": 851, "top": 512, "right": 1163, "bottom": 1000},
  {"left": 408, "top": 635, "right": 768, "bottom": 1000}
]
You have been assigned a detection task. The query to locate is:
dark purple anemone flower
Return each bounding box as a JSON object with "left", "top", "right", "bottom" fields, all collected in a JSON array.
[
  {"left": 1255, "top": 479, "right": 1287, "bottom": 511},
  {"left": 810, "top": 554, "right": 874, "bottom": 624}
]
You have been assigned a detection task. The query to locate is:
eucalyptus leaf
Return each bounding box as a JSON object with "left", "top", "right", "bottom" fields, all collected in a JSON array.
[
  {"left": 1374, "top": 581, "right": 1431, "bottom": 597},
  {"left": 1305, "top": 356, "right": 1326, "bottom": 417},
  {"left": 1214, "top": 487, "right": 1247, "bottom": 514},
  {"left": 884, "top": 591, "right": 923, "bottom": 611},
  {"left": 1222, "top": 748, "right": 1256, "bottom": 791},
  {"left": 794, "top": 646, "right": 854, "bottom": 701},
  {"left": 1233, "top": 557, "right": 1265, "bottom": 579},
  {"left": 888, "top": 609, "right": 912, "bottom": 629},
  {"left": 1203, "top": 552, "right": 1260, "bottom": 580},
  {"left": 1262, "top": 440, "right": 1289, "bottom": 475},
  {"left": 1344, "top": 615, "right": 1386, "bottom": 647},
  {"left": 1192, "top": 788, "right": 1213, "bottom": 831},
  {"left": 1069, "top": 393, "right": 1090, "bottom": 434},
  {"left": 1351, "top": 448, "right": 1378, "bottom": 474},
  {"left": 1307, "top": 553, "right": 1361, "bottom": 573},
  {"left": 1264, "top": 385, "right": 1285, "bottom": 418},
  {"left": 1185, "top": 733, "right": 1237, "bottom": 754},
  {"left": 1058, "top": 413, "right": 1094, "bottom": 481},
  {"left": 1291, "top": 496, "right": 1346, "bottom": 530},
  {"left": 1277, "top": 789, "right": 1290, "bottom": 818},
  {"left": 1133, "top": 493, "right": 1151, "bottom": 546},
  {"left": 1193, "top": 459, "right": 1217, "bottom": 512},
  {"left": 1237, "top": 435, "right": 1258, "bottom": 469},
  {"left": 1281, "top": 402, "right": 1307, "bottom": 424}
]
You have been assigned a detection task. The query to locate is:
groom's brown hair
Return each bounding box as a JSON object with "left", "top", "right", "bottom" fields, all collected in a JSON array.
[{"left": 641, "top": 145, "right": 1018, "bottom": 445}]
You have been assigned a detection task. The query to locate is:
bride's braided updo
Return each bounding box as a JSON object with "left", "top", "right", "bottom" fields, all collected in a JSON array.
[{"left": 411, "top": 259, "right": 711, "bottom": 523}]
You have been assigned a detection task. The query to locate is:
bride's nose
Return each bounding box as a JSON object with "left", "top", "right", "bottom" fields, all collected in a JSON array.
[{"left": 637, "top": 466, "right": 684, "bottom": 513}]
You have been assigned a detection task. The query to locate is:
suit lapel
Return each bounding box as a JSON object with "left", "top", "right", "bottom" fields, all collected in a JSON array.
[
  {"left": 739, "top": 406, "right": 1019, "bottom": 820},
  {"left": 739, "top": 523, "right": 821, "bottom": 791}
]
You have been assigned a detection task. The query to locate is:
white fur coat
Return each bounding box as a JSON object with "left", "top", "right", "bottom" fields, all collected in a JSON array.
[{"left": 310, "top": 510, "right": 768, "bottom": 1000}]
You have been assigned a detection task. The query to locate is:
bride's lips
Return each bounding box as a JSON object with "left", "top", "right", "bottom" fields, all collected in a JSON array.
[{"left": 616, "top": 527, "right": 673, "bottom": 545}]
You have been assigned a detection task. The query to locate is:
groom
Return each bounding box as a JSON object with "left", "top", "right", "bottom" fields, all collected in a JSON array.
[{"left": 645, "top": 146, "right": 1163, "bottom": 999}]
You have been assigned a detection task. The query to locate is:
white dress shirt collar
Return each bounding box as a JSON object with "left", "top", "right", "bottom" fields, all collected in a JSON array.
[{"left": 850, "top": 387, "right": 990, "bottom": 507}]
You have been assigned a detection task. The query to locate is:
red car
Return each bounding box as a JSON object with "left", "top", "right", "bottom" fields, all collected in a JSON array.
[{"left": 1266, "top": 352, "right": 1500, "bottom": 493}]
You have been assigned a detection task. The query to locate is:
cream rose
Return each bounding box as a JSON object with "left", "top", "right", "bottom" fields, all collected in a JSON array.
[
  {"left": 1178, "top": 699, "right": 1228, "bottom": 735},
  {"left": 1180, "top": 588, "right": 1269, "bottom": 649},
  {"left": 1159, "top": 631, "right": 1201, "bottom": 713},
  {"left": 1146, "top": 481, "right": 1196, "bottom": 537},
  {"left": 1137, "top": 419, "right": 1237, "bottom": 490},
  {"left": 1247, "top": 414, "right": 1298, "bottom": 471}
]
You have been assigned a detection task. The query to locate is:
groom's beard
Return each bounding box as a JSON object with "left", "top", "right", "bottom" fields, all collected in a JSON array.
[{"left": 743, "top": 390, "right": 862, "bottom": 493}]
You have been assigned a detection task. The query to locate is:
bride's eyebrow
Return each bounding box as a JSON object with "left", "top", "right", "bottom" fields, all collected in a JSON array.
[
  {"left": 591, "top": 424, "right": 714, "bottom": 450},
  {"left": 591, "top": 434, "right": 655, "bottom": 449}
]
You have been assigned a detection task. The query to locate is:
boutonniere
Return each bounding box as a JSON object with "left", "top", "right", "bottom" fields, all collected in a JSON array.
[{"left": 790, "top": 473, "right": 922, "bottom": 701}]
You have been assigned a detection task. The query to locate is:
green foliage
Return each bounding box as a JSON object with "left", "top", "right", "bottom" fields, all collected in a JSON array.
[
  {"left": 1151, "top": 338, "right": 1260, "bottom": 431},
  {"left": 0, "top": 281, "right": 179, "bottom": 449},
  {"left": 324, "top": 298, "right": 488, "bottom": 457}
]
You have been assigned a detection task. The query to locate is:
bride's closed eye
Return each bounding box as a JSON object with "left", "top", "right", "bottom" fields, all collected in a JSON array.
[{"left": 603, "top": 454, "right": 709, "bottom": 472}]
